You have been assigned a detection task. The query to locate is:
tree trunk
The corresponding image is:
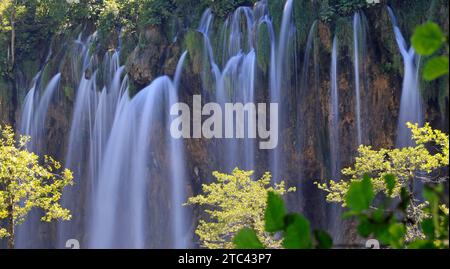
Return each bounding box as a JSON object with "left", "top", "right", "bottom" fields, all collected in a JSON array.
[{"left": 7, "top": 197, "right": 14, "bottom": 249}]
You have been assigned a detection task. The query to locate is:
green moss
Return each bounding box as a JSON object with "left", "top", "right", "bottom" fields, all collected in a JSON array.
[
  {"left": 256, "top": 24, "right": 271, "bottom": 74},
  {"left": 120, "top": 29, "right": 138, "bottom": 65},
  {"left": 268, "top": 0, "right": 284, "bottom": 36},
  {"left": 334, "top": 17, "right": 353, "bottom": 53},
  {"left": 184, "top": 30, "right": 204, "bottom": 73},
  {"left": 21, "top": 60, "right": 40, "bottom": 80},
  {"left": 63, "top": 85, "right": 74, "bottom": 101},
  {"left": 293, "top": 0, "right": 318, "bottom": 46}
]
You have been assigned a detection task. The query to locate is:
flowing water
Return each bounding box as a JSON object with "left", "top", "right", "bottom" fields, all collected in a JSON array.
[
  {"left": 353, "top": 11, "right": 369, "bottom": 146},
  {"left": 11, "top": 1, "right": 431, "bottom": 249},
  {"left": 387, "top": 7, "right": 423, "bottom": 148},
  {"left": 329, "top": 36, "right": 342, "bottom": 244}
]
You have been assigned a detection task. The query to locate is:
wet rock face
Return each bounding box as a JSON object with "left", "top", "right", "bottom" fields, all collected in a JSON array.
[{"left": 126, "top": 26, "right": 173, "bottom": 88}]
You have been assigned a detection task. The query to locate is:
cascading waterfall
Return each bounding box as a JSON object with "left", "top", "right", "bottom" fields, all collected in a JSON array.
[
  {"left": 171, "top": 51, "right": 189, "bottom": 248},
  {"left": 353, "top": 11, "right": 369, "bottom": 146},
  {"left": 19, "top": 73, "right": 61, "bottom": 150},
  {"left": 328, "top": 36, "right": 342, "bottom": 244},
  {"left": 10, "top": 0, "right": 435, "bottom": 250},
  {"left": 58, "top": 34, "right": 130, "bottom": 247},
  {"left": 88, "top": 53, "right": 189, "bottom": 249},
  {"left": 16, "top": 72, "right": 61, "bottom": 248},
  {"left": 330, "top": 37, "right": 340, "bottom": 182},
  {"left": 197, "top": 0, "right": 295, "bottom": 178},
  {"left": 197, "top": 5, "right": 259, "bottom": 172},
  {"left": 271, "top": 0, "right": 295, "bottom": 182},
  {"left": 387, "top": 7, "right": 423, "bottom": 148}
]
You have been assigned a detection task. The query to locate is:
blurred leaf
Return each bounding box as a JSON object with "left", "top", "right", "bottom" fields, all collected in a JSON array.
[
  {"left": 421, "top": 218, "right": 435, "bottom": 240},
  {"left": 388, "top": 223, "right": 406, "bottom": 249},
  {"left": 357, "top": 219, "right": 372, "bottom": 238},
  {"left": 265, "top": 191, "right": 286, "bottom": 233},
  {"left": 345, "top": 175, "right": 374, "bottom": 212},
  {"left": 233, "top": 228, "right": 264, "bottom": 249},
  {"left": 408, "top": 240, "right": 436, "bottom": 249},
  {"left": 283, "top": 214, "right": 312, "bottom": 249},
  {"left": 411, "top": 22, "right": 445, "bottom": 55},
  {"left": 424, "top": 56, "right": 449, "bottom": 81},
  {"left": 314, "top": 230, "right": 333, "bottom": 249},
  {"left": 423, "top": 186, "right": 439, "bottom": 208},
  {"left": 384, "top": 174, "right": 396, "bottom": 197}
]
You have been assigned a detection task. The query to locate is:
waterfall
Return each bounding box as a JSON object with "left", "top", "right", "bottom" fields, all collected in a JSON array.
[
  {"left": 196, "top": 0, "right": 294, "bottom": 178},
  {"left": 19, "top": 73, "right": 61, "bottom": 150},
  {"left": 330, "top": 37, "right": 340, "bottom": 181},
  {"left": 87, "top": 52, "right": 189, "bottom": 248},
  {"left": 387, "top": 7, "right": 423, "bottom": 148},
  {"left": 48, "top": 31, "right": 131, "bottom": 247},
  {"left": 171, "top": 51, "right": 189, "bottom": 248},
  {"left": 353, "top": 11, "right": 369, "bottom": 146},
  {"left": 197, "top": 4, "right": 260, "bottom": 172},
  {"left": 10, "top": 0, "right": 421, "bottom": 249},
  {"left": 329, "top": 36, "right": 343, "bottom": 244},
  {"left": 16, "top": 72, "right": 61, "bottom": 248},
  {"left": 271, "top": 0, "right": 295, "bottom": 182}
]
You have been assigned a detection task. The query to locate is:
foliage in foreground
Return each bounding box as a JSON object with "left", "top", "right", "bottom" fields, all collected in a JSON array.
[
  {"left": 185, "top": 169, "right": 295, "bottom": 249},
  {"left": 343, "top": 175, "right": 448, "bottom": 249},
  {"left": 411, "top": 21, "right": 449, "bottom": 81},
  {"left": 316, "top": 122, "right": 449, "bottom": 240},
  {"left": 234, "top": 175, "right": 448, "bottom": 249},
  {"left": 234, "top": 191, "right": 333, "bottom": 249},
  {"left": 0, "top": 125, "right": 73, "bottom": 248}
]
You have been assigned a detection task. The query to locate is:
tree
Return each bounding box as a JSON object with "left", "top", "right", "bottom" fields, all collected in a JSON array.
[
  {"left": 0, "top": 125, "right": 73, "bottom": 249},
  {"left": 0, "top": 0, "right": 25, "bottom": 67},
  {"left": 316, "top": 122, "right": 449, "bottom": 240},
  {"left": 185, "top": 168, "right": 295, "bottom": 249}
]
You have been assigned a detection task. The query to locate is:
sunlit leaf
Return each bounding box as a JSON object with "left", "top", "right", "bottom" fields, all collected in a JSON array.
[
  {"left": 345, "top": 175, "right": 374, "bottom": 212},
  {"left": 423, "top": 56, "right": 449, "bottom": 81},
  {"left": 233, "top": 228, "right": 264, "bottom": 249},
  {"left": 411, "top": 22, "right": 445, "bottom": 55},
  {"left": 265, "top": 191, "right": 286, "bottom": 233},
  {"left": 283, "top": 214, "right": 312, "bottom": 249}
]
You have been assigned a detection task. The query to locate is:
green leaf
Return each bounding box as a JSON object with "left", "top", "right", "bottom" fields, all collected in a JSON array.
[
  {"left": 265, "top": 191, "right": 286, "bottom": 233},
  {"left": 314, "top": 230, "right": 333, "bottom": 249},
  {"left": 423, "top": 186, "right": 439, "bottom": 208},
  {"left": 421, "top": 218, "right": 435, "bottom": 240},
  {"left": 283, "top": 214, "right": 312, "bottom": 249},
  {"left": 233, "top": 228, "right": 264, "bottom": 249},
  {"left": 357, "top": 219, "right": 373, "bottom": 238},
  {"left": 411, "top": 22, "right": 445, "bottom": 56},
  {"left": 388, "top": 223, "right": 406, "bottom": 249},
  {"left": 408, "top": 240, "right": 436, "bottom": 249},
  {"left": 345, "top": 175, "right": 374, "bottom": 213},
  {"left": 423, "top": 56, "right": 449, "bottom": 81},
  {"left": 384, "top": 174, "right": 396, "bottom": 197}
]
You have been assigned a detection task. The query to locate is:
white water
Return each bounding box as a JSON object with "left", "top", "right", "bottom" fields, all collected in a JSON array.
[
  {"left": 16, "top": 72, "right": 61, "bottom": 248},
  {"left": 353, "top": 11, "right": 369, "bottom": 146},
  {"left": 329, "top": 36, "right": 343, "bottom": 244},
  {"left": 387, "top": 7, "right": 423, "bottom": 147},
  {"left": 330, "top": 37, "right": 340, "bottom": 180},
  {"left": 197, "top": 0, "right": 295, "bottom": 179}
]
